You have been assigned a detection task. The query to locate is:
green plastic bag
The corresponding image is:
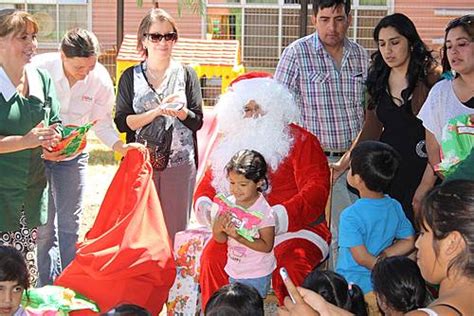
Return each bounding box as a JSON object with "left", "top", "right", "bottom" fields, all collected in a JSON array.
[
  {"left": 435, "top": 114, "right": 474, "bottom": 177},
  {"left": 21, "top": 285, "right": 99, "bottom": 315}
]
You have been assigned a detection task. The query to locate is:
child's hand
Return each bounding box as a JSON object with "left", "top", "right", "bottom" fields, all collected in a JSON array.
[
  {"left": 212, "top": 212, "right": 230, "bottom": 234},
  {"left": 223, "top": 218, "right": 239, "bottom": 239}
]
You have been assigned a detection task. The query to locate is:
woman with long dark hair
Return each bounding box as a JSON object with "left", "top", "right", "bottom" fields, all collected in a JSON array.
[{"left": 332, "top": 13, "right": 440, "bottom": 224}]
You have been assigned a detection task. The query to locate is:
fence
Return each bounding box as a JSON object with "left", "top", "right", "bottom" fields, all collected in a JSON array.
[{"left": 2, "top": 0, "right": 472, "bottom": 105}]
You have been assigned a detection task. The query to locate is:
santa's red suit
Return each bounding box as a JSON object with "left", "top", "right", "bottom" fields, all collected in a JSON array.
[{"left": 194, "top": 76, "right": 331, "bottom": 307}]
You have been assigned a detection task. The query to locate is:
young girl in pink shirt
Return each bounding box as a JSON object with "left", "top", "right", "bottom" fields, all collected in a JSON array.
[{"left": 211, "top": 149, "right": 276, "bottom": 298}]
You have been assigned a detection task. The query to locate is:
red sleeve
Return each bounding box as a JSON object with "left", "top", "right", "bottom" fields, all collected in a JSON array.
[
  {"left": 193, "top": 164, "right": 217, "bottom": 205},
  {"left": 283, "top": 125, "right": 330, "bottom": 232}
]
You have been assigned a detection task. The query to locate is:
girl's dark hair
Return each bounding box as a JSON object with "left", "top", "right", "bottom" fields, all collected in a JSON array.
[
  {"left": 0, "top": 245, "right": 29, "bottom": 290},
  {"left": 204, "top": 283, "right": 264, "bottom": 316},
  {"left": 442, "top": 15, "right": 474, "bottom": 73},
  {"left": 302, "top": 270, "right": 367, "bottom": 316},
  {"left": 61, "top": 28, "right": 99, "bottom": 58},
  {"left": 372, "top": 256, "right": 430, "bottom": 313},
  {"left": 367, "top": 13, "right": 437, "bottom": 115},
  {"left": 416, "top": 180, "right": 474, "bottom": 279},
  {"left": 101, "top": 304, "right": 151, "bottom": 316},
  {"left": 225, "top": 149, "right": 268, "bottom": 192}
]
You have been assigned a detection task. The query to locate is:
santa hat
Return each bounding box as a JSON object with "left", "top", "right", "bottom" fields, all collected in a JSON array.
[{"left": 229, "top": 71, "right": 273, "bottom": 87}]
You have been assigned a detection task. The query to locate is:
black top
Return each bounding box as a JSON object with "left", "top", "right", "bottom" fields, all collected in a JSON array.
[
  {"left": 377, "top": 91, "right": 427, "bottom": 225},
  {"left": 114, "top": 64, "right": 203, "bottom": 167}
]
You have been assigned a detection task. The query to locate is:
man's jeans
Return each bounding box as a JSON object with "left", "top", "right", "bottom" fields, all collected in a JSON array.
[
  {"left": 327, "top": 156, "right": 358, "bottom": 270},
  {"left": 37, "top": 153, "right": 88, "bottom": 286}
]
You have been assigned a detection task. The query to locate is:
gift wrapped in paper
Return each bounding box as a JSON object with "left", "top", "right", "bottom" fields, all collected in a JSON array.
[{"left": 211, "top": 193, "right": 264, "bottom": 242}]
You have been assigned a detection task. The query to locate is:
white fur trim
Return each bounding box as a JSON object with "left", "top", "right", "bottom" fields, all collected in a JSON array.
[
  {"left": 275, "top": 230, "right": 329, "bottom": 260},
  {"left": 194, "top": 196, "right": 213, "bottom": 227},
  {"left": 272, "top": 204, "right": 288, "bottom": 235}
]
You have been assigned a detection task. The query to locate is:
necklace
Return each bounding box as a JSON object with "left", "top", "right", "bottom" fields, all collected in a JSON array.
[{"left": 147, "top": 67, "right": 166, "bottom": 83}]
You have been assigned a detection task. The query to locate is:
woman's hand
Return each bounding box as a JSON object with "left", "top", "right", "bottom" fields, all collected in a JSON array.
[
  {"left": 113, "top": 141, "right": 145, "bottom": 156},
  {"left": 329, "top": 159, "right": 347, "bottom": 181},
  {"left": 277, "top": 270, "right": 321, "bottom": 316},
  {"left": 23, "top": 122, "right": 61, "bottom": 150},
  {"left": 160, "top": 93, "right": 188, "bottom": 120}
]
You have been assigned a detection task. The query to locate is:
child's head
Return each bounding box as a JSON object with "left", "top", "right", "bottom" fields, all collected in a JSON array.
[
  {"left": 225, "top": 150, "right": 268, "bottom": 205},
  {"left": 101, "top": 303, "right": 151, "bottom": 315},
  {"left": 204, "top": 282, "right": 264, "bottom": 316},
  {"left": 415, "top": 180, "right": 474, "bottom": 284},
  {"left": 302, "top": 270, "right": 367, "bottom": 316},
  {"left": 226, "top": 149, "right": 268, "bottom": 190},
  {"left": 372, "top": 256, "right": 429, "bottom": 314},
  {"left": 0, "top": 245, "right": 29, "bottom": 315},
  {"left": 349, "top": 141, "right": 400, "bottom": 193}
]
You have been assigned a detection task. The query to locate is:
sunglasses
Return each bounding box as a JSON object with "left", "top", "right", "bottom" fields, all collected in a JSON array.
[{"left": 144, "top": 32, "right": 177, "bottom": 43}]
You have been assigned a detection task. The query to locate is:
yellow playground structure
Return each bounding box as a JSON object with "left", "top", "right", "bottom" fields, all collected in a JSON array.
[{"left": 116, "top": 34, "right": 245, "bottom": 94}]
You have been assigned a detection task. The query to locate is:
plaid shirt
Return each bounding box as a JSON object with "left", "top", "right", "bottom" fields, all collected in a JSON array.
[{"left": 275, "top": 33, "right": 369, "bottom": 152}]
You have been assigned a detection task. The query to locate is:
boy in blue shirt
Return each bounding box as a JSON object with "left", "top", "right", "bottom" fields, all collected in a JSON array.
[{"left": 336, "top": 141, "right": 415, "bottom": 315}]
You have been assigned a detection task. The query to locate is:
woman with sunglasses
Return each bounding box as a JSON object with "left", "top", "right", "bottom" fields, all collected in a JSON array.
[
  {"left": 331, "top": 13, "right": 441, "bottom": 224},
  {"left": 115, "top": 8, "right": 203, "bottom": 242},
  {"left": 0, "top": 9, "right": 62, "bottom": 286},
  {"left": 418, "top": 15, "right": 474, "bottom": 182}
]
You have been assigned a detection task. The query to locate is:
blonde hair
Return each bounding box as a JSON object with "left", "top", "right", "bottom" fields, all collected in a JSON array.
[
  {"left": 0, "top": 8, "right": 38, "bottom": 38},
  {"left": 136, "top": 8, "right": 178, "bottom": 57}
]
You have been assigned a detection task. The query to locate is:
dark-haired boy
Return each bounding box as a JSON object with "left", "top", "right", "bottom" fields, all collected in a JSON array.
[{"left": 336, "top": 141, "right": 415, "bottom": 314}]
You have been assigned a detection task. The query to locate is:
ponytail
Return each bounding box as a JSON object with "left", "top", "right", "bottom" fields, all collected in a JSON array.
[{"left": 348, "top": 283, "right": 368, "bottom": 316}]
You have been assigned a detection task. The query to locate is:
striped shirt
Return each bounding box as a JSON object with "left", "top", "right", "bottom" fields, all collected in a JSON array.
[{"left": 275, "top": 33, "right": 369, "bottom": 152}]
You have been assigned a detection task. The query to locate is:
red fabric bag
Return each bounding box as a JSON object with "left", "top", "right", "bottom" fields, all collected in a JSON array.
[{"left": 55, "top": 147, "right": 176, "bottom": 314}]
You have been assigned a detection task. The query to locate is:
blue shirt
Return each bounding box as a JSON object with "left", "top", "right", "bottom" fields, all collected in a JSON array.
[{"left": 336, "top": 196, "right": 414, "bottom": 293}]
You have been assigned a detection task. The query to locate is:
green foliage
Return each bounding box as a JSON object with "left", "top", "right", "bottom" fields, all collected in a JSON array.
[{"left": 178, "top": 0, "right": 206, "bottom": 17}]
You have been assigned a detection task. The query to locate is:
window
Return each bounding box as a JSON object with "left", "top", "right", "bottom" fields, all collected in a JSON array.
[{"left": 3, "top": 0, "right": 89, "bottom": 48}]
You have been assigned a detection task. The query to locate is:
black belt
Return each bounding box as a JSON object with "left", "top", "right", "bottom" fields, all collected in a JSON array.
[{"left": 324, "top": 151, "right": 345, "bottom": 157}]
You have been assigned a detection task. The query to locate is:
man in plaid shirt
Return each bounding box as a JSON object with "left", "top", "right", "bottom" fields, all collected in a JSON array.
[{"left": 275, "top": 0, "right": 369, "bottom": 269}]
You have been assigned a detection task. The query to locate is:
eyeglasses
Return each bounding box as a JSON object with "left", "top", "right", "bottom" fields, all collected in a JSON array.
[
  {"left": 144, "top": 32, "right": 177, "bottom": 43},
  {"left": 446, "top": 14, "right": 473, "bottom": 31}
]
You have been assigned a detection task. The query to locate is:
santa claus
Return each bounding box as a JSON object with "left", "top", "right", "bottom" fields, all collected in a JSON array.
[{"left": 194, "top": 72, "right": 331, "bottom": 307}]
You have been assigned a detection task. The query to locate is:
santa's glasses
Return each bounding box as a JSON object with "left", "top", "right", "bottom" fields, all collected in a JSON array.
[{"left": 144, "top": 32, "right": 178, "bottom": 43}]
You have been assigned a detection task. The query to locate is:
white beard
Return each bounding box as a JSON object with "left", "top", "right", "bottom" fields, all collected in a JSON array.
[{"left": 210, "top": 115, "right": 293, "bottom": 195}]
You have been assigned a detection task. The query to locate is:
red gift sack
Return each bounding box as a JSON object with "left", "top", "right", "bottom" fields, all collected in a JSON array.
[{"left": 55, "top": 147, "right": 176, "bottom": 314}]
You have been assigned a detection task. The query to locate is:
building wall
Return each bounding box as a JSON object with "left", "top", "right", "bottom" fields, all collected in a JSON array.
[
  {"left": 91, "top": 0, "right": 203, "bottom": 49},
  {"left": 395, "top": 0, "right": 472, "bottom": 52}
]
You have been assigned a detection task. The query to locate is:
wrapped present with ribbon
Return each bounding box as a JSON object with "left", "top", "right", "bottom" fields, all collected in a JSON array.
[
  {"left": 51, "top": 120, "right": 97, "bottom": 157},
  {"left": 211, "top": 193, "right": 264, "bottom": 242}
]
